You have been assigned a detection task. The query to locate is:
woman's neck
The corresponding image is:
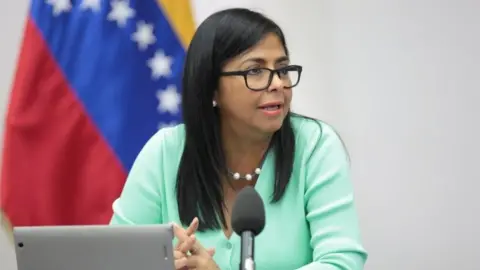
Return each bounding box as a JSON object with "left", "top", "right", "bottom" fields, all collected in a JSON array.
[{"left": 221, "top": 122, "right": 271, "bottom": 175}]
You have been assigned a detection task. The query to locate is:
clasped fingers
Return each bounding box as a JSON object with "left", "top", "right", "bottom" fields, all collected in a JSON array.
[{"left": 184, "top": 253, "right": 220, "bottom": 270}]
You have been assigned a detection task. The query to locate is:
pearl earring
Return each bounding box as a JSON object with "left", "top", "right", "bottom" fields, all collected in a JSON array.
[{"left": 212, "top": 100, "right": 217, "bottom": 107}]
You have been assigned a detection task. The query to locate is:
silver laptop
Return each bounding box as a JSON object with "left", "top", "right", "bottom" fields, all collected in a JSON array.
[{"left": 13, "top": 224, "right": 175, "bottom": 270}]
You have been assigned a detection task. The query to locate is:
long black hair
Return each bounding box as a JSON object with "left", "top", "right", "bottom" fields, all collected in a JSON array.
[{"left": 177, "top": 8, "right": 296, "bottom": 231}]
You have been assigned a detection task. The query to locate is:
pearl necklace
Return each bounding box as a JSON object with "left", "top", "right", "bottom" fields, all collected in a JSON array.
[
  {"left": 227, "top": 146, "right": 270, "bottom": 181},
  {"left": 228, "top": 168, "right": 262, "bottom": 181}
]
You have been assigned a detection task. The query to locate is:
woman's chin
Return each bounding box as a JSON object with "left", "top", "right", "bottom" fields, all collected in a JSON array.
[{"left": 258, "top": 120, "right": 284, "bottom": 134}]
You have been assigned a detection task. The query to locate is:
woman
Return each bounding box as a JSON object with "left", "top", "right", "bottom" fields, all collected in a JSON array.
[{"left": 110, "top": 7, "right": 368, "bottom": 270}]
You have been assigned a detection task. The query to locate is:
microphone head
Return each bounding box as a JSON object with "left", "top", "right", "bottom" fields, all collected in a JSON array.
[{"left": 231, "top": 186, "right": 266, "bottom": 236}]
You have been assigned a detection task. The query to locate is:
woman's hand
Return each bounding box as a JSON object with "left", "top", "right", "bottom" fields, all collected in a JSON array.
[
  {"left": 173, "top": 218, "right": 216, "bottom": 270},
  {"left": 173, "top": 217, "right": 199, "bottom": 269}
]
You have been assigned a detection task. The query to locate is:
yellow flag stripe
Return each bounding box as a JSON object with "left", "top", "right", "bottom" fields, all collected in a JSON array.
[{"left": 157, "top": 0, "right": 196, "bottom": 50}]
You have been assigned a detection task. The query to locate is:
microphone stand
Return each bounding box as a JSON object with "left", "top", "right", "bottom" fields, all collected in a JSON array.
[{"left": 240, "top": 231, "right": 255, "bottom": 270}]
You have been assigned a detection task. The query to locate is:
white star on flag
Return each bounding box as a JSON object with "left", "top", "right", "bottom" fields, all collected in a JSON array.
[
  {"left": 80, "top": 0, "right": 101, "bottom": 11},
  {"left": 107, "top": 0, "right": 135, "bottom": 28},
  {"left": 147, "top": 50, "right": 173, "bottom": 79},
  {"left": 132, "top": 21, "right": 156, "bottom": 51},
  {"left": 156, "top": 85, "right": 181, "bottom": 114},
  {"left": 46, "top": 0, "right": 72, "bottom": 16}
]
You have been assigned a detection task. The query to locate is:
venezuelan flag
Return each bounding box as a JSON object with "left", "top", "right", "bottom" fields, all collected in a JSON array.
[{"left": 0, "top": 0, "right": 195, "bottom": 228}]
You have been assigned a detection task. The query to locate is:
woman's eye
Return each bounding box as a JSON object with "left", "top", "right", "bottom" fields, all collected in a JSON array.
[{"left": 247, "top": 68, "right": 263, "bottom": 75}]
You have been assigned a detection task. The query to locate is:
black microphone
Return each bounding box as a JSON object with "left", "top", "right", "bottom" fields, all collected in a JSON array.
[{"left": 231, "top": 186, "right": 266, "bottom": 270}]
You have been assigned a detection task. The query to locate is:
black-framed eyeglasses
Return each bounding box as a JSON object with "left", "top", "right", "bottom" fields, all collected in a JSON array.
[{"left": 220, "top": 65, "right": 303, "bottom": 91}]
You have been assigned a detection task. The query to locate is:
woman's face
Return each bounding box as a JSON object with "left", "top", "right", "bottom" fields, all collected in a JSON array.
[{"left": 216, "top": 33, "right": 293, "bottom": 136}]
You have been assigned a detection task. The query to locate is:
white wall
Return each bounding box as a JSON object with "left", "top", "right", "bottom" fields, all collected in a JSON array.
[
  {"left": 0, "top": 1, "right": 30, "bottom": 270},
  {"left": 1, "top": 0, "right": 480, "bottom": 269}
]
